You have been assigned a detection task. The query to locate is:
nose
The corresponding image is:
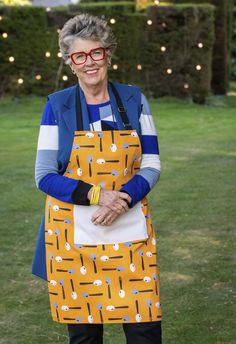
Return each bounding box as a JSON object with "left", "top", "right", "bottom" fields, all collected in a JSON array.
[{"left": 85, "top": 54, "right": 95, "bottom": 66}]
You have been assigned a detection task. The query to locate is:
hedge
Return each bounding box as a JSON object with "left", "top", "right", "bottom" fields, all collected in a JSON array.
[
  {"left": 173, "top": 0, "right": 234, "bottom": 94},
  {"left": 0, "top": 3, "right": 215, "bottom": 102}
]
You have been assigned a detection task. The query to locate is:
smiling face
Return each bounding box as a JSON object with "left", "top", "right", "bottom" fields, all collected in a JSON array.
[{"left": 69, "top": 37, "right": 110, "bottom": 91}]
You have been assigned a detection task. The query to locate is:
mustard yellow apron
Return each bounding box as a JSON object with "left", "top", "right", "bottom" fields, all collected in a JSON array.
[{"left": 45, "top": 87, "right": 161, "bottom": 324}]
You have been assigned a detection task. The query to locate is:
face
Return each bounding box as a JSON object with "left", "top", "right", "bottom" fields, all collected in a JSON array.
[{"left": 69, "top": 38, "right": 110, "bottom": 89}]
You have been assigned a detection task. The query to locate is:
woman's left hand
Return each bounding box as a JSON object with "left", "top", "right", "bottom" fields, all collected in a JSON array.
[{"left": 91, "top": 203, "right": 127, "bottom": 226}]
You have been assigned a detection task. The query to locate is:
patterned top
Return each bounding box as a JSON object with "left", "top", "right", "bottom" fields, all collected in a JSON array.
[{"left": 35, "top": 94, "right": 161, "bottom": 207}]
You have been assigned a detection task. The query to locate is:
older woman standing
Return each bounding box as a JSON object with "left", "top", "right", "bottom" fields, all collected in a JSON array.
[{"left": 32, "top": 14, "right": 162, "bottom": 344}]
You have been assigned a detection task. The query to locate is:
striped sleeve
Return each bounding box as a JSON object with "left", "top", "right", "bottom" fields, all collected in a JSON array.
[
  {"left": 35, "top": 101, "right": 92, "bottom": 205},
  {"left": 120, "top": 93, "right": 161, "bottom": 207}
]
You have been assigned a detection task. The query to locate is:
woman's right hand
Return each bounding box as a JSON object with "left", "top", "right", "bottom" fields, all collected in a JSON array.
[{"left": 99, "top": 190, "right": 131, "bottom": 214}]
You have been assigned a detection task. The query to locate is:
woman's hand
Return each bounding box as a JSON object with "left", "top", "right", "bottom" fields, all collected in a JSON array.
[
  {"left": 91, "top": 204, "right": 126, "bottom": 226},
  {"left": 88, "top": 189, "right": 131, "bottom": 214}
]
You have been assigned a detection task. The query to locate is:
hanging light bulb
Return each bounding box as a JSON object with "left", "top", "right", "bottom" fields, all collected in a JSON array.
[
  {"left": 112, "top": 64, "right": 118, "bottom": 70},
  {"left": 17, "top": 78, "right": 24, "bottom": 84},
  {"left": 184, "top": 84, "right": 189, "bottom": 89},
  {"left": 160, "top": 46, "right": 166, "bottom": 52},
  {"left": 154, "top": 0, "right": 160, "bottom": 4},
  {"left": 137, "top": 64, "right": 142, "bottom": 71},
  {"left": 57, "top": 52, "right": 62, "bottom": 58},
  {"left": 46, "top": 7, "right": 51, "bottom": 12},
  {"left": 167, "top": 68, "right": 172, "bottom": 74},
  {"left": 9, "top": 56, "right": 15, "bottom": 62},
  {"left": 35, "top": 75, "right": 42, "bottom": 80},
  {"left": 45, "top": 51, "right": 51, "bottom": 58},
  {"left": 110, "top": 18, "right": 116, "bottom": 24},
  {"left": 147, "top": 20, "right": 153, "bottom": 26},
  {"left": 198, "top": 42, "right": 204, "bottom": 48},
  {"left": 196, "top": 65, "right": 202, "bottom": 71},
  {"left": 62, "top": 75, "right": 68, "bottom": 81},
  {"left": 2, "top": 32, "right": 8, "bottom": 38}
]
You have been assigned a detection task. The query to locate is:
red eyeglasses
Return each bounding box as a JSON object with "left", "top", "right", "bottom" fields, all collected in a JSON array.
[{"left": 69, "top": 47, "right": 106, "bottom": 65}]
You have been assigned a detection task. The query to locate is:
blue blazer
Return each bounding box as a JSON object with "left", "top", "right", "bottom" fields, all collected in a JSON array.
[{"left": 32, "top": 82, "right": 142, "bottom": 281}]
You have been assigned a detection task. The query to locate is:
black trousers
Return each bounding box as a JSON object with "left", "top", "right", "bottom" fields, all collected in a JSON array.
[{"left": 67, "top": 321, "right": 162, "bottom": 344}]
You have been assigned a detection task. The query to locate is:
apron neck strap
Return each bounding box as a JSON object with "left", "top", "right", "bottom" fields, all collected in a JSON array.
[
  {"left": 110, "top": 83, "right": 132, "bottom": 130},
  {"left": 75, "top": 82, "right": 132, "bottom": 131}
]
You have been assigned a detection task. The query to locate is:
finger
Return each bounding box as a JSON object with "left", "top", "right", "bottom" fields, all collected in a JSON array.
[{"left": 118, "top": 192, "right": 131, "bottom": 203}]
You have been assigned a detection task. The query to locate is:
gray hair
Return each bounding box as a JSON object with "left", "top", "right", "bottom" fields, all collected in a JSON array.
[{"left": 59, "top": 13, "right": 117, "bottom": 65}]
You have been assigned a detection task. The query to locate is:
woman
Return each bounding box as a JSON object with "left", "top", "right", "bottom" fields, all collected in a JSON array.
[{"left": 32, "top": 13, "right": 162, "bottom": 344}]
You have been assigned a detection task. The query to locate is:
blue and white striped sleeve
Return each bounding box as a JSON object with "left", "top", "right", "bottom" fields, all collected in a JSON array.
[
  {"left": 35, "top": 101, "right": 92, "bottom": 205},
  {"left": 120, "top": 93, "right": 161, "bottom": 207}
]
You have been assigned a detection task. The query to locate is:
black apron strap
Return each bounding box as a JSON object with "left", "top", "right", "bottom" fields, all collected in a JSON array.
[
  {"left": 110, "top": 83, "right": 132, "bottom": 130},
  {"left": 75, "top": 84, "right": 84, "bottom": 131}
]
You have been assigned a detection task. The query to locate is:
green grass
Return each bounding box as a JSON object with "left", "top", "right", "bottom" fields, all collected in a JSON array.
[{"left": 0, "top": 95, "right": 235, "bottom": 344}]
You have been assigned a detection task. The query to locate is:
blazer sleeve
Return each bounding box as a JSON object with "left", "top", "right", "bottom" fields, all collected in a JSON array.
[
  {"left": 120, "top": 93, "right": 161, "bottom": 207},
  {"left": 35, "top": 101, "right": 93, "bottom": 205}
]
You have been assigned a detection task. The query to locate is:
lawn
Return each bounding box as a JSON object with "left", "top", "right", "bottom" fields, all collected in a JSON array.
[{"left": 0, "top": 94, "right": 235, "bottom": 344}]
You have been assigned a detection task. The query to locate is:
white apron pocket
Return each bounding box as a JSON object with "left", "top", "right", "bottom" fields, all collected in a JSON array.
[{"left": 73, "top": 201, "right": 148, "bottom": 245}]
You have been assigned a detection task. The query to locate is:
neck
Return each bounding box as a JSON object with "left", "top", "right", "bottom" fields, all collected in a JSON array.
[{"left": 79, "top": 79, "right": 109, "bottom": 104}]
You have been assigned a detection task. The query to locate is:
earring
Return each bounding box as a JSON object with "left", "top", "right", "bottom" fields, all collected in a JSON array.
[{"left": 71, "top": 69, "right": 76, "bottom": 75}]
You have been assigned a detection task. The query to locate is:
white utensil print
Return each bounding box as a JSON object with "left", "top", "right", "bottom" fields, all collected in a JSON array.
[
  {"left": 80, "top": 279, "right": 102, "bottom": 286},
  {"left": 53, "top": 302, "right": 60, "bottom": 321},
  {"left": 63, "top": 316, "right": 83, "bottom": 322},
  {"left": 48, "top": 201, "right": 52, "bottom": 223},
  {"left": 64, "top": 229, "right": 71, "bottom": 251},
  {"left": 122, "top": 143, "right": 139, "bottom": 149},
  {"left": 70, "top": 279, "right": 78, "bottom": 300},
  {"left": 110, "top": 130, "right": 117, "bottom": 152},
  {"left": 96, "top": 158, "right": 119, "bottom": 164},
  {"left": 55, "top": 228, "right": 60, "bottom": 250},
  {"left": 61, "top": 305, "right": 81, "bottom": 311},
  {"left": 106, "top": 305, "right": 129, "bottom": 311},
  {"left": 131, "top": 288, "right": 153, "bottom": 295},
  {"left": 152, "top": 273, "right": 158, "bottom": 295},
  {"left": 97, "top": 170, "right": 119, "bottom": 176},
  {"left": 112, "top": 243, "right": 119, "bottom": 251},
  {"left": 135, "top": 300, "right": 142, "bottom": 322},
  {"left": 102, "top": 266, "right": 124, "bottom": 272},
  {"left": 48, "top": 279, "right": 57, "bottom": 286},
  {"left": 49, "top": 252, "right": 53, "bottom": 274},
  {"left": 56, "top": 268, "right": 75, "bottom": 274},
  {"left": 52, "top": 205, "right": 71, "bottom": 212},
  {"left": 80, "top": 253, "right": 87, "bottom": 275},
  {"left": 124, "top": 154, "right": 128, "bottom": 176},
  {"left": 129, "top": 250, "right": 135, "bottom": 272},
  {"left": 108, "top": 316, "right": 130, "bottom": 321},
  {"left": 82, "top": 292, "right": 103, "bottom": 298},
  {"left": 129, "top": 276, "right": 151, "bottom": 283},
  {"left": 76, "top": 155, "right": 82, "bottom": 176},
  {"left": 55, "top": 256, "right": 74, "bottom": 263},
  {"left": 119, "top": 276, "right": 125, "bottom": 298},
  {"left": 138, "top": 249, "right": 145, "bottom": 271},
  {"left": 87, "top": 302, "right": 94, "bottom": 323},
  {"left": 73, "top": 144, "right": 95, "bottom": 150}
]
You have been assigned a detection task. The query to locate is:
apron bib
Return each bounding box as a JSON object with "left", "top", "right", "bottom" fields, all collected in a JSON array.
[{"left": 45, "top": 85, "right": 162, "bottom": 324}]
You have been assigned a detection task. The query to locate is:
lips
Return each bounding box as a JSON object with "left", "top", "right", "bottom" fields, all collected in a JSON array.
[{"left": 85, "top": 69, "right": 98, "bottom": 75}]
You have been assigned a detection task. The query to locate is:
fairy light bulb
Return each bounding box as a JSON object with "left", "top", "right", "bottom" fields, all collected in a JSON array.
[
  {"left": 198, "top": 42, "right": 204, "bottom": 48},
  {"left": 9, "top": 56, "right": 15, "bottom": 62},
  {"left": 45, "top": 51, "right": 51, "bottom": 58},
  {"left": 167, "top": 68, "right": 172, "bottom": 74},
  {"left": 161, "top": 46, "right": 166, "bottom": 52},
  {"left": 112, "top": 64, "right": 118, "bottom": 70},
  {"left": 35, "top": 75, "right": 42, "bottom": 80},
  {"left": 62, "top": 75, "right": 68, "bottom": 81},
  {"left": 2, "top": 32, "right": 8, "bottom": 38},
  {"left": 110, "top": 18, "right": 116, "bottom": 24},
  {"left": 46, "top": 7, "right": 51, "bottom": 12},
  {"left": 0, "top": 16, "right": 2, "bottom": 21},
  {"left": 196, "top": 65, "right": 202, "bottom": 71},
  {"left": 147, "top": 20, "right": 153, "bottom": 26},
  {"left": 154, "top": 0, "right": 160, "bottom": 4},
  {"left": 137, "top": 64, "right": 142, "bottom": 70},
  {"left": 184, "top": 84, "right": 189, "bottom": 89},
  {"left": 57, "top": 52, "right": 62, "bottom": 58},
  {"left": 17, "top": 78, "right": 24, "bottom": 84}
]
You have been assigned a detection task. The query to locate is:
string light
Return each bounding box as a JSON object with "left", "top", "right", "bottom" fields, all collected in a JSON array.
[
  {"left": 162, "top": 22, "right": 167, "bottom": 28},
  {"left": 112, "top": 64, "right": 118, "bottom": 70},
  {"left": 196, "top": 65, "right": 202, "bottom": 71},
  {"left": 17, "top": 78, "right": 24, "bottom": 84},
  {"left": 0, "top": 16, "right": 2, "bottom": 21},
  {"left": 110, "top": 18, "right": 116, "bottom": 24},
  {"left": 198, "top": 42, "right": 204, "bottom": 48},
  {"left": 147, "top": 20, "right": 153, "bottom": 26},
  {"left": 137, "top": 64, "right": 142, "bottom": 70},
  {"left": 184, "top": 84, "right": 189, "bottom": 89},
  {"left": 167, "top": 68, "right": 172, "bottom": 74},
  {"left": 57, "top": 52, "right": 62, "bottom": 58},
  {"left": 9, "top": 56, "right": 15, "bottom": 62},
  {"left": 35, "top": 75, "right": 42, "bottom": 80},
  {"left": 45, "top": 51, "right": 51, "bottom": 58},
  {"left": 160, "top": 46, "right": 166, "bottom": 52},
  {"left": 2, "top": 32, "right": 8, "bottom": 38},
  {"left": 46, "top": 7, "right": 51, "bottom": 12},
  {"left": 154, "top": 0, "right": 160, "bottom": 4},
  {"left": 62, "top": 75, "right": 68, "bottom": 81}
]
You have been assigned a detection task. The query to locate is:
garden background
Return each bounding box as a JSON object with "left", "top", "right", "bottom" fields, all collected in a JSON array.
[{"left": 0, "top": 0, "right": 235, "bottom": 343}]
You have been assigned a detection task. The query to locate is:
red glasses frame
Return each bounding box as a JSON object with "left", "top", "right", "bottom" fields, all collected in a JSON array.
[{"left": 69, "top": 47, "right": 106, "bottom": 65}]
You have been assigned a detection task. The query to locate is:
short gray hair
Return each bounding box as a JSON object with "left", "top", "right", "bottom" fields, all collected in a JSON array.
[{"left": 59, "top": 13, "right": 117, "bottom": 64}]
